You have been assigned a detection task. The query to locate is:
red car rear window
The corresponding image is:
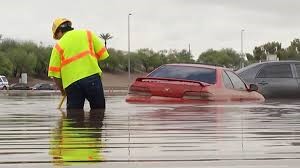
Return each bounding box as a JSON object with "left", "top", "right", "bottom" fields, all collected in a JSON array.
[{"left": 148, "top": 65, "right": 216, "bottom": 84}]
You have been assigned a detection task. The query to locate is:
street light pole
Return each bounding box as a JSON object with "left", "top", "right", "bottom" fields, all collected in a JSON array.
[
  {"left": 241, "top": 29, "right": 245, "bottom": 68},
  {"left": 128, "top": 13, "right": 132, "bottom": 83}
]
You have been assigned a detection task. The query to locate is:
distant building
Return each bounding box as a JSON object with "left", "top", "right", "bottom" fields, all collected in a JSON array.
[{"left": 266, "top": 54, "right": 279, "bottom": 61}]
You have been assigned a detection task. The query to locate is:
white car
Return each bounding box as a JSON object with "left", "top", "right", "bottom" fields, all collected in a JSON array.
[{"left": 0, "top": 75, "right": 9, "bottom": 90}]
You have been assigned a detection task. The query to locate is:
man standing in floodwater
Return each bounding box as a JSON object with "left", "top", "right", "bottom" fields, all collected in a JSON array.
[{"left": 48, "top": 18, "right": 109, "bottom": 109}]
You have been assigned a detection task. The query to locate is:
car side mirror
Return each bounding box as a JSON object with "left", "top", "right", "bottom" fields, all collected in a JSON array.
[{"left": 248, "top": 84, "right": 258, "bottom": 92}]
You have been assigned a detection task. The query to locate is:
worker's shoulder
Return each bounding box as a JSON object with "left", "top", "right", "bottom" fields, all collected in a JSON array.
[
  {"left": 62, "top": 29, "right": 87, "bottom": 38},
  {"left": 60, "top": 29, "right": 97, "bottom": 42}
]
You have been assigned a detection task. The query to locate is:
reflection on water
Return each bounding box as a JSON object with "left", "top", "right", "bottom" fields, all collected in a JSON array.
[
  {"left": 0, "top": 96, "right": 300, "bottom": 167},
  {"left": 50, "top": 109, "right": 105, "bottom": 166}
]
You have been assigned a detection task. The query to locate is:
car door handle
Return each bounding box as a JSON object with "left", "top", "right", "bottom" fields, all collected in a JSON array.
[{"left": 258, "top": 81, "right": 268, "bottom": 85}]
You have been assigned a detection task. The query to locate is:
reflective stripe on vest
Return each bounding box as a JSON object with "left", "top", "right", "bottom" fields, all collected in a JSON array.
[
  {"left": 96, "top": 47, "right": 107, "bottom": 59},
  {"left": 87, "top": 31, "right": 94, "bottom": 55},
  {"left": 49, "top": 66, "right": 60, "bottom": 72},
  {"left": 55, "top": 44, "right": 65, "bottom": 60},
  {"left": 87, "top": 30, "right": 105, "bottom": 60},
  {"left": 61, "top": 50, "right": 90, "bottom": 67}
]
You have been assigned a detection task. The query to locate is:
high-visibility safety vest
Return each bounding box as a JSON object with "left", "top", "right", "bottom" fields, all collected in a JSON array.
[{"left": 48, "top": 29, "right": 109, "bottom": 89}]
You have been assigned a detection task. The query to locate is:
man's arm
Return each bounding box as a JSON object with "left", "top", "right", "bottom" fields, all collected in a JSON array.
[
  {"left": 52, "top": 77, "right": 65, "bottom": 96},
  {"left": 91, "top": 31, "right": 109, "bottom": 61},
  {"left": 48, "top": 43, "right": 63, "bottom": 95}
]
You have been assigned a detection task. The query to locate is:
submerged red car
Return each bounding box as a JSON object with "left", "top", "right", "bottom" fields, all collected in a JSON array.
[{"left": 126, "top": 64, "right": 265, "bottom": 103}]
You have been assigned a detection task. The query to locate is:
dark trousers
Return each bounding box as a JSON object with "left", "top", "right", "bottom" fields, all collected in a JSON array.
[{"left": 65, "top": 74, "right": 105, "bottom": 109}]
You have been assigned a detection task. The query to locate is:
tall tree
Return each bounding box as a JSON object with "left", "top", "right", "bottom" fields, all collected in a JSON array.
[
  {"left": 263, "top": 42, "right": 281, "bottom": 55},
  {"left": 7, "top": 42, "right": 37, "bottom": 77},
  {"left": 176, "top": 49, "right": 195, "bottom": 63},
  {"left": 197, "top": 48, "right": 241, "bottom": 69},
  {"left": 99, "top": 33, "right": 113, "bottom": 48},
  {"left": 0, "top": 51, "right": 13, "bottom": 76},
  {"left": 100, "top": 48, "right": 126, "bottom": 72},
  {"left": 253, "top": 42, "right": 282, "bottom": 61},
  {"left": 245, "top": 53, "right": 255, "bottom": 62},
  {"left": 34, "top": 46, "right": 52, "bottom": 77},
  {"left": 282, "top": 38, "right": 300, "bottom": 60},
  {"left": 137, "top": 48, "right": 160, "bottom": 72},
  {"left": 253, "top": 46, "right": 266, "bottom": 61}
]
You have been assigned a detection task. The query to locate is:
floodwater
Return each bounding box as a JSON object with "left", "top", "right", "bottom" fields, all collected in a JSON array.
[{"left": 1, "top": 96, "right": 300, "bottom": 167}]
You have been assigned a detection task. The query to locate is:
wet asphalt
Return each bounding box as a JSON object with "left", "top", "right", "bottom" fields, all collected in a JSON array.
[{"left": 0, "top": 96, "right": 300, "bottom": 167}]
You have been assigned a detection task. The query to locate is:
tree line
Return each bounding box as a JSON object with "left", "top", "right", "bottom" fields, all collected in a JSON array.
[
  {"left": 0, "top": 38, "right": 195, "bottom": 78},
  {"left": 1, "top": 35, "right": 300, "bottom": 78},
  {"left": 0, "top": 39, "right": 52, "bottom": 78}
]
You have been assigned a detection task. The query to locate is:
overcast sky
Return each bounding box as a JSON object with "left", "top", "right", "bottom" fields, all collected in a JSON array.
[{"left": 1, "top": 0, "right": 300, "bottom": 58}]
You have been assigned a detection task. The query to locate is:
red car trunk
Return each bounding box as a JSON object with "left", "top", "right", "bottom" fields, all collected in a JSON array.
[{"left": 130, "top": 77, "right": 210, "bottom": 98}]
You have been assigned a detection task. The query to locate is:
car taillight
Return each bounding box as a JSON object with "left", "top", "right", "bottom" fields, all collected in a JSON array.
[
  {"left": 183, "top": 91, "right": 213, "bottom": 100},
  {"left": 128, "top": 86, "right": 151, "bottom": 96}
]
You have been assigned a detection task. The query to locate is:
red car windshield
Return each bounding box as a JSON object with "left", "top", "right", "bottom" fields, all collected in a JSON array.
[{"left": 148, "top": 65, "right": 216, "bottom": 84}]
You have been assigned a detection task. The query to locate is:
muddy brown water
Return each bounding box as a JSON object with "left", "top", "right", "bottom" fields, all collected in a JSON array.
[{"left": 0, "top": 96, "right": 300, "bottom": 167}]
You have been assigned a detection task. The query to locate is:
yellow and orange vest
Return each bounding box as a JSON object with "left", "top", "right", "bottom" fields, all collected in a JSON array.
[{"left": 48, "top": 29, "right": 109, "bottom": 88}]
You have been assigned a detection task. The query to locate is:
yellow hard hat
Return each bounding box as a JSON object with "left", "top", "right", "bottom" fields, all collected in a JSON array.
[{"left": 52, "top": 18, "right": 72, "bottom": 39}]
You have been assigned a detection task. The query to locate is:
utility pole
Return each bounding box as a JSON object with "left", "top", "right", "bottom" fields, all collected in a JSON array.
[
  {"left": 241, "top": 29, "right": 245, "bottom": 68},
  {"left": 128, "top": 13, "right": 132, "bottom": 83}
]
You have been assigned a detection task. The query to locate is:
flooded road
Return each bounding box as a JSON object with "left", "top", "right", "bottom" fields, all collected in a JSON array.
[{"left": 1, "top": 96, "right": 300, "bottom": 167}]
